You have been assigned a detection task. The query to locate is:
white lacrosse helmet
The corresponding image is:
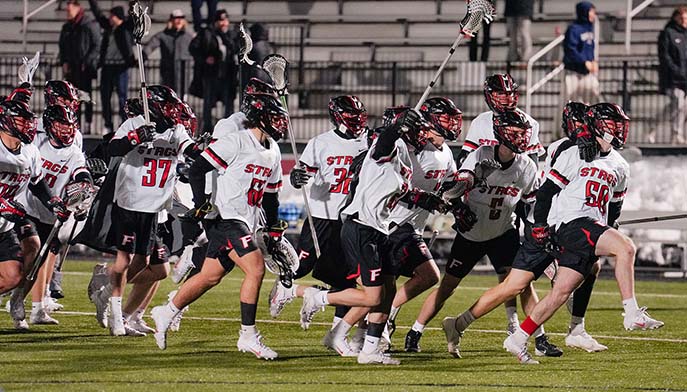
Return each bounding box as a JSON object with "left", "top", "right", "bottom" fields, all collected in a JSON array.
[{"left": 256, "top": 231, "right": 300, "bottom": 276}]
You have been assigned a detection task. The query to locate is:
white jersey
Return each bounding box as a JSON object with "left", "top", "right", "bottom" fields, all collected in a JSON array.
[
  {"left": 342, "top": 138, "right": 413, "bottom": 235},
  {"left": 389, "top": 142, "right": 457, "bottom": 232},
  {"left": 213, "top": 112, "right": 247, "bottom": 139},
  {"left": 0, "top": 142, "right": 43, "bottom": 233},
  {"left": 300, "top": 130, "right": 369, "bottom": 220},
  {"left": 462, "top": 110, "right": 545, "bottom": 156},
  {"left": 112, "top": 116, "right": 193, "bottom": 213},
  {"left": 460, "top": 145, "right": 538, "bottom": 241},
  {"left": 201, "top": 128, "right": 283, "bottom": 229},
  {"left": 36, "top": 117, "right": 84, "bottom": 150},
  {"left": 17, "top": 132, "right": 87, "bottom": 224},
  {"left": 547, "top": 142, "right": 629, "bottom": 227}
]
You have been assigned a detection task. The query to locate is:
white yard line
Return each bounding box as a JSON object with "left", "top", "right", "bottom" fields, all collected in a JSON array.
[{"left": 22, "top": 309, "right": 687, "bottom": 344}]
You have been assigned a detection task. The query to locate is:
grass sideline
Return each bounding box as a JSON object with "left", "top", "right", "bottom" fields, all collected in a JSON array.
[{"left": 1, "top": 260, "right": 686, "bottom": 392}]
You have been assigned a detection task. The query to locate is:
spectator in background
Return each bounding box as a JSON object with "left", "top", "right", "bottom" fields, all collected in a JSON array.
[
  {"left": 562, "top": 1, "right": 600, "bottom": 104},
  {"left": 58, "top": 0, "right": 100, "bottom": 133},
  {"left": 658, "top": 6, "right": 687, "bottom": 144},
  {"left": 191, "top": 0, "right": 218, "bottom": 32},
  {"left": 144, "top": 9, "right": 194, "bottom": 95},
  {"left": 469, "top": 20, "right": 491, "bottom": 62},
  {"left": 189, "top": 9, "right": 238, "bottom": 132},
  {"left": 89, "top": 0, "right": 135, "bottom": 133},
  {"left": 505, "top": 0, "right": 533, "bottom": 61},
  {"left": 240, "top": 23, "right": 273, "bottom": 91}
]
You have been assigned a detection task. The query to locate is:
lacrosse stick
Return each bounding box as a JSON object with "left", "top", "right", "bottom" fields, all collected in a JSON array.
[
  {"left": 413, "top": 0, "right": 494, "bottom": 111},
  {"left": 427, "top": 229, "right": 440, "bottom": 249},
  {"left": 237, "top": 22, "right": 254, "bottom": 104},
  {"left": 262, "top": 54, "right": 321, "bottom": 258},
  {"left": 129, "top": 1, "right": 152, "bottom": 124},
  {"left": 18, "top": 51, "right": 40, "bottom": 85},
  {"left": 618, "top": 214, "right": 687, "bottom": 226}
]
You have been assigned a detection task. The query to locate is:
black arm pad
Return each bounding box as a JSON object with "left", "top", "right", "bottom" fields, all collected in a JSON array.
[
  {"left": 456, "top": 149, "right": 470, "bottom": 167},
  {"left": 187, "top": 155, "right": 215, "bottom": 208},
  {"left": 370, "top": 125, "right": 401, "bottom": 161},
  {"left": 533, "top": 179, "right": 562, "bottom": 225},
  {"left": 29, "top": 179, "right": 55, "bottom": 209},
  {"left": 183, "top": 143, "right": 203, "bottom": 160},
  {"left": 262, "top": 192, "right": 280, "bottom": 228},
  {"left": 109, "top": 138, "right": 135, "bottom": 157},
  {"left": 608, "top": 201, "right": 623, "bottom": 227}
]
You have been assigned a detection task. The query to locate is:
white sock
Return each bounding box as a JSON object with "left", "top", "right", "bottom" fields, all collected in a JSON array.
[
  {"left": 31, "top": 301, "right": 42, "bottom": 314},
  {"left": 454, "top": 310, "right": 476, "bottom": 332},
  {"left": 389, "top": 306, "right": 400, "bottom": 321},
  {"left": 110, "top": 296, "right": 123, "bottom": 321},
  {"left": 511, "top": 327, "right": 530, "bottom": 346},
  {"left": 622, "top": 297, "right": 639, "bottom": 317},
  {"left": 361, "top": 334, "right": 380, "bottom": 354},
  {"left": 534, "top": 325, "right": 545, "bottom": 338},
  {"left": 569, "top": 316, "right": 585, "bottom": 334},
  {"left": 333, "top": 320, "right": 352, "bottom": 339},
  {"left": 411, "top": 320, "right": 425, "bottom": 333},
  {"left": 315, "top": 290, "right": 330, "bottom": 307},
  {"left": 159, "top": 301, "right": 180, "bottom": 321},
  {"left": 241, "top": 324, "right": 257, "bottom": 335},
  {"left": 505, "top": 306, "right": 519, "bottom": 325},
  {"left": 290, "top": 284, "right": 298, "bottom": 298},
  {"left": 332, "top": 316, "right": 342, "bottom": 329}
]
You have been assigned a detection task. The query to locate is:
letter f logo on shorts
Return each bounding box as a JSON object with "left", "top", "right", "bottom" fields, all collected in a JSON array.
[
  {"left": 122, "top": 234, "right": 136, "bottom": 246},
  {"left": 369, "top": 268, "right": 382, "bottom": 282},
  {"left": 240, "top": 235, "right": 253, "bottom": 249},
  {"left": 298, "top": 250, "right": 310, "bottom": 260}
]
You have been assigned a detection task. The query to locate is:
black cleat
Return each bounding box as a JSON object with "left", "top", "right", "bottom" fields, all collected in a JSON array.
[
  {"left": 405, "top": 330, "right": 423, "bottom": 352},
  {"left": 387, "top": 318, "right": 397, "bottom": 340},
  {"left": 535, "top": 334, "right": 563, "bottom": 357},
  {"left": 51, "top": 290, "right": 64, "bottom": 299}
]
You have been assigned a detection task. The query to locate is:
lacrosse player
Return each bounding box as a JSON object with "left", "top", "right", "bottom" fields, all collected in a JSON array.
[
  {"left": 89, "top": 85, "right": 201, "bottom": 337},
  {"left": 0, "top": 100, "right": 71, "bottom": 329},
  {"left": 458, "top": 74, "right": 544, "bottom": 165},
  {"left": 299, "top": 108, "right": 449, "bottom": 365},
  {"left": 404, "top": 110, "right": 564, "bottom": 356},
  {"left": 501, "top": 103, "right": 663, "bottom": 364},
  {"left": 12, "top": 105, "right": 91, "bottom": 327},
  {"left": 151, "top": 87, "right": 288, "bottom": 360},
  {"left": 268, "top": 95, "right": 369, "bottom": 326},
  {"left": 40, "top": 80, "right": 85, "bottom": 150}
]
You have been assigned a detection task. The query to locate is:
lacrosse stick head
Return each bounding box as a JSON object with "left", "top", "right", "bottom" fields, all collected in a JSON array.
[
  {"left": 460, "top": 0, "right": 495, "bottom": 37},
  {"left": 18, "top": 52, "right": 40, "bottom": 86},
  {"left": 262, "top": 54, "right": 289, "bottom": 95},
  {"left": 129, "top": 1, "right": 151, "bottom": 43},
  {"left": 239, "top": 22, "right": 255, "bottom": 66},
  {"left": 256, "top": 233, "right": 300, "bottom": 283}
]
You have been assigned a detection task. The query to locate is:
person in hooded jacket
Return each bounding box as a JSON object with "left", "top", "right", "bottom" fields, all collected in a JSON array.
[
  {"left": 562, "top": 2, "right": 600, "bottom": 105},
  {"left": 658, "top": 6, "right": 687, "bottom": 144}
]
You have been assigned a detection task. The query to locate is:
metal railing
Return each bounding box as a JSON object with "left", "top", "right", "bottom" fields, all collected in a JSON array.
[
  {"left": 22, "top": 0, "right": 58, "bottom": 52},
  {"left": 625, "top": 0, "right": 657, "bottom": 55}
]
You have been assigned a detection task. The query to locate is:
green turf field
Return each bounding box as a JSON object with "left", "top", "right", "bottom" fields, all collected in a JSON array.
[{"left": 1, "top": 260, "right": 686, "bottom": 392}]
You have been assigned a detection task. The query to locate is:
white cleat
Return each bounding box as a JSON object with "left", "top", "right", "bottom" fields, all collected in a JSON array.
[
  {"left": 237, "top": 330, "right": 278, "bottom": 360},
  {"left": 87, "top": 263, "right": 109, "bottom": 300},
  {"left": 123, "top": 322, "right": 146, "bottom": 337},
  {"left": 506, "top": 321, "right": 518, "bottom": 336},
  {"left": 171, "top": 245, "right": 195, "bottom": 284},
  {"left": 129, "top": 316, "right": 156, "bottom": 334},
  {"left": 269, "top": 278, "right": 295, "bottom": 318},
  {"left": 9, "top": 289, "right": 26, "bottom": 321},
  {"left": 108, "top": 312, "right": 126, "bottom": 336},
  {"left": 442, "top": 317, "right": 463, "bottom": 358},
  {"left": 13, "top": 318, "right": 29, "bottom": 330},
  {"left": 30, "top": 309, "right": 59, "bottom": 325},
  {"left": 623, "top": 307, "right": 664, "bottom": 331},
  {"left": 90, "top": 286, "right": 110, "bottom": 329},
  {"left": 357, "top": 349, "right": 401, "bottom": 365},
  {"left": 350, "top": 328, "right": 366, "bottom": 353},
  {"left": 565, "top": 331, "right": 608, "bottom": 352},
  {"left": 503, "top": 335, "right": 539, "bottom": 365},
  {"left": 299, "top": 287, "right": 323, "bottom": 330},
  {"left": 169, "top": 306, "right": 188, "bottom": 332},
  {"left": 322, "top": 329, "right": 359, "bottom": 357},
  {"left": 44, "top": 297, "right": 64, "bottom": 313},
  {"left": 151, "top": 305, "right": 171, "bottom": 350}
]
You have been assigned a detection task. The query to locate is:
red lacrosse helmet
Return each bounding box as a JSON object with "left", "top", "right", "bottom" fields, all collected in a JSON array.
[
  {"left": 484, "top": 73, "right": 519, "bottom": 113},
  {"left": 586, "top": 103, "right": 630, "bottom": 149},
  {"left": 328, "top": 95, "right": 368, "bottom": 138},
  {"left": 493, "top": 110, "right": 532, "bottom": 153},
  {"left": 43, "top": 105, "right": 78, "bottom": 147}
]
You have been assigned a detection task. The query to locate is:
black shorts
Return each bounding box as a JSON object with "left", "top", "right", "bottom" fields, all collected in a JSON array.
[
  {"left": 446, "top": 229, "right": 520, "bottom": 279},
  {"left": 295, "top": 217, "right": 353, "bottom": 289},
  {"left": 340, "top": 219, "right": 393, "bottom": 287},
  {"left": 14, "top": 216, "right": 61, "bottom": 254},
  {"left": 388, "top": 223, "right": 433, "bottom": 278},
  {"left": 0, "top": 230, "right": 23, "bottom": 262},
  {"left": 112, "top": 205, "right": 157, "bottom": 256},
  {"left": 511, "top": 232, "right": 555, "bottom": 280},
  {"left": 205, "top": 219, "right": 258, "bottom": 271},
  {"left": 555, "top": 217, "right": 610, "bottom": 277}
]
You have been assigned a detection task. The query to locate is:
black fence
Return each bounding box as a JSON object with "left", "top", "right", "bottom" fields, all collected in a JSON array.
[{"left": 0, "top": 55, "right": 675, "bottom": 145}]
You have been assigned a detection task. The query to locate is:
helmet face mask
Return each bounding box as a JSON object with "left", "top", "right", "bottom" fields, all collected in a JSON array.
[
  {"left": 493, "top": 110, "right": 532, "bottom": 154},
  {"left": 242, "top": 94, "right": 290, "bottom": 141},
  {"left": 145, "top": 85, "right": 183, "bottom": 130},
  {"left": 328, "top": 96, "right": 368, "bottom": 137},
  {"left": 562, "top": 101, "right": 589, "bottom": 137},
  {"left": 177, "top": 103, "right": 197, "bottom": 136},
  {"left": 45, "top": 80, "right": 80, "bottom": 112},
  {"left": 587, "top": 103, "right": 630, "bottom": 149},
  {"left": 420, "top": 97, "right": 463, "bottom": 141},
  {"left": 0, "top": 101, "right": 37, "bottom": 144},
  {"left": 44, "top": 106, "right": 77, "bottom": 147},
  {"left": 484, "top": 74, "right": 519, "bottom": 113}
]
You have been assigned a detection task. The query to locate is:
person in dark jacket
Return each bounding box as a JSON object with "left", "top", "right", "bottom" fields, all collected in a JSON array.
[
  {"left": 59, "top": 0, "right": 101, "bottom": 132},
  {"left": 144, "top": 10, "right": 194, "bottom": 95},
  {"left": 562, "top": 1, "right": 599, "bottom": 104},
  {"left": 191, "top": 0, "right": 218, "bottom": 32},
  {"left": 240, "top": 23, "right": 274, "bottom": 91},
  {"left": 89, "top": 0, "right": 135, "bottom": 132},
  {"left": 505, "top": 0, "right": 533, "bottom": 61},
  {"left": 189, "top": 9, "right": 238, "bottom": 132},
  {"left": 658, "top": 6, "right": 687, "bottom": 144}
]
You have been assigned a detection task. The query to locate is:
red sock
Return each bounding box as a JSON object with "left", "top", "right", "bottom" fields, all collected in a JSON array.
[{"left": 520, "top": 316, "right": 539, "bottom": 336}]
